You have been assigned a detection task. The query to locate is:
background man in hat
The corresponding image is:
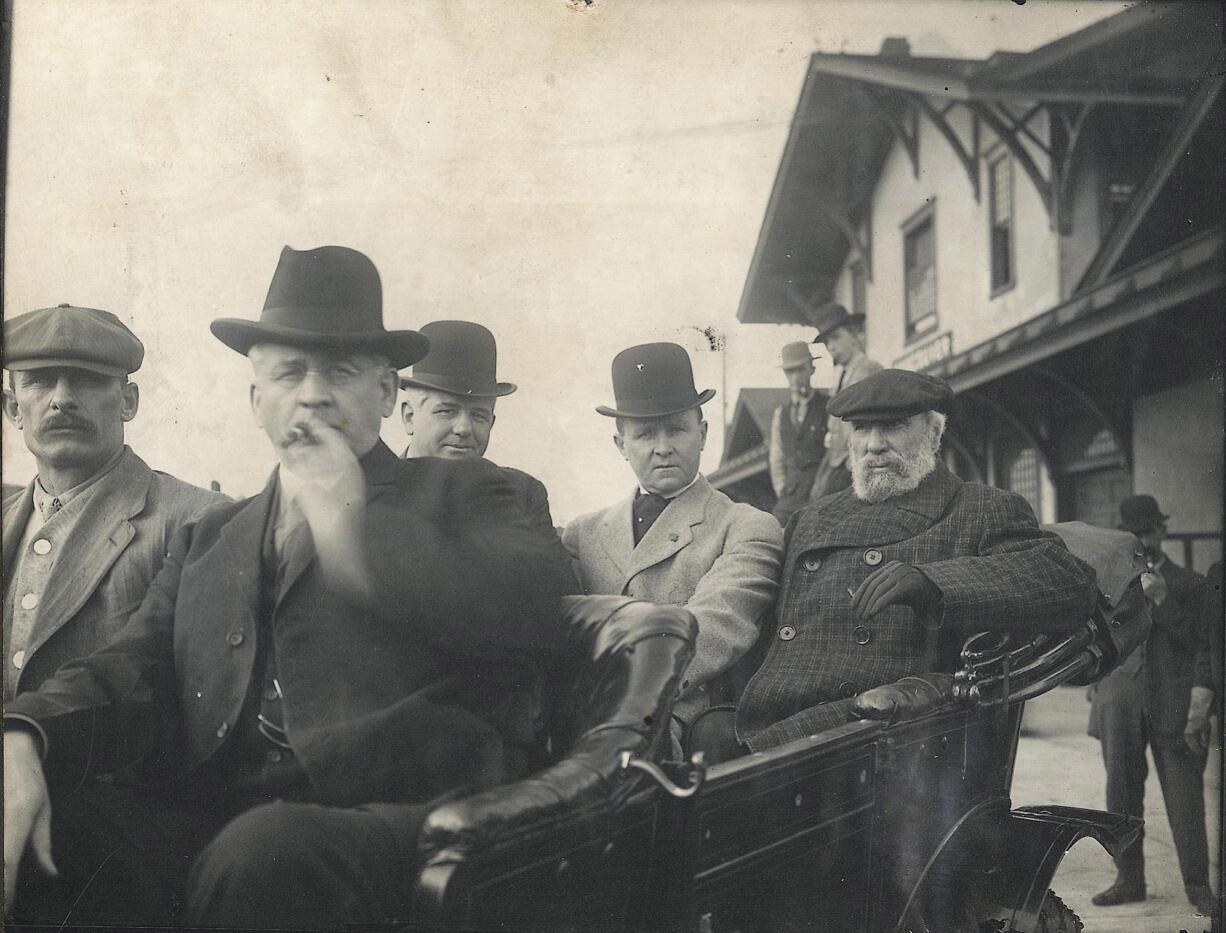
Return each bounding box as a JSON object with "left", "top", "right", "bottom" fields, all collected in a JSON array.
[
  {"left": 738, "top": 368, "right": 1097, "bottom": 751},
  {"left": 562, "top": 342, "right": 782, "bottom": 755},
  {"left": 807, "top": 301, "right": 882, "bottom": 502},
  {"left": 767, "top": 341, "right": 827, "bottom": 526},
  {"left": 1087, "top": 494, "right": 1216, "bottom": 916},
  {"left": 400, "top": 319, "right": 575, "bottom": 587},
  {"left": 3, "top": 246, "right": 569, "bottom": 929},
  {"left": 2, "top": 304, "right": 225, "bottom": 702}
]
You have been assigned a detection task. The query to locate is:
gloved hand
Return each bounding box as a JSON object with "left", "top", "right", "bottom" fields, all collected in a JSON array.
[
  {"left": 851, "top": 561, "right": 941, "bottom": 620},
  {"left": 1184, "top": 685, "right": 1214, "bottom": 755}
]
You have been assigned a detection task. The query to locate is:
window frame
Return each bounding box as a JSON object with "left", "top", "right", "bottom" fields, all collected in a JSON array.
[
  {"left": 988, "top": 152, "right": 1016, "bottom": 298},
  {"left": 901, "top": 201, "right": 938, "bottom": 345}
]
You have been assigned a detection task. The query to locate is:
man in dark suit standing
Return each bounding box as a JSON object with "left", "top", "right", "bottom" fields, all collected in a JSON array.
[
  {"left": 4, "top": 246, "right": 567, "bottom": 929},
  {"left": 1088, "top": 495, "right": 1216, "bottom": 917},
  {"left": 737, "top": 369, "right": 1097, "bottom": 750},
  {"left": 399, "top": 319, "right": 574, "bottom": 585},
  {"left": 767, "top": 341, "right": 826, "bottom": 526}
]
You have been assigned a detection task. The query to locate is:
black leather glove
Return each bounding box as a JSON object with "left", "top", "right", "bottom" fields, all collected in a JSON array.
[{"left": 851, "top": 560, "right": 941, "bottom": 620}]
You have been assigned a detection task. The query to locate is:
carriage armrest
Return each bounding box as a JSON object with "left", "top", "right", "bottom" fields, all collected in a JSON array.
[
  {"left": 419, "top": 598, "right": 696, "bottom": 858},
  {"left": 852, "top": 674, "right": 955, "bottom": 721}
]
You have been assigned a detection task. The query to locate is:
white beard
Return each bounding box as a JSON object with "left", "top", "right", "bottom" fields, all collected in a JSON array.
[{"left": 850, "top": 437, "right": 938, "bottom": 504}]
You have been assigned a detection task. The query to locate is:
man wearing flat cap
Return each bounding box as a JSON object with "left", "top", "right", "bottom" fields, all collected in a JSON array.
[
  {"left": 2, "top": 304, "right": 225, "bottom": 702},
  {"left": 4, "top": 246, "right": 569, "bottom": 929},
  {"left": 807, "top": 302, "right": 882, "bottom": 502},
  {"left": 767, "top": 341, "right": 828, "bottom": 526},
  {"left": 737, "top": 368, "right": 1097, "bottom": 750},
  {"left": 400, "top": 319, "right": 575, "bottom": 587},
  {"left": 1087, "top": 494, "right": 1216, "bottom": 916},
  {"left": 562, "top": 342, "right": 782, "bottom": 756}
]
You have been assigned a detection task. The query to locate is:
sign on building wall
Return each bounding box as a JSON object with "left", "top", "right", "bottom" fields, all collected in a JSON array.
[{"left": 893, "top": 332, "right": 953, "bottom": 372}]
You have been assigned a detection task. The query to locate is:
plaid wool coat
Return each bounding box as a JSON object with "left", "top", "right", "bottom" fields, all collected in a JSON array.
[{"left": 737, "top": 464, "right": 1098, "bottom": 751}]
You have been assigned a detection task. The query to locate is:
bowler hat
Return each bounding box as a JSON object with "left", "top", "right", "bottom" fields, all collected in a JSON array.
[
  {"left": 399, "top": 321, "right": 516, "bottom": 397},
  {"left": 1118, "top": 494, "right": 1168, "bottom": 534},
  {"left": 4, "top": 304, "right": 144, "bottom": 377},
  {"left": 827, "top": 368, "right": 953, "bottom": 422},
  {"left": 595, "top": 342, "right": 715, "bottom": 419},
  {"left": 210, "top": 245, "right": 429, "bottom": 368},
  {"left": 810, "top": 302, "right": 865, "bottom": 344},
  {"left": 780, "top": 341, "right": 819, "bottom": 370}
]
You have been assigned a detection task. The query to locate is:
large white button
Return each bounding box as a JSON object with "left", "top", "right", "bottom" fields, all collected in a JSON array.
[
  {"left": 20, "top": 593, "right": 38, "bottom": 610},
  {"left": 32, "top": 539, "right": 51, "bottom": 556},
  {"left": 12, "top": 650, "right": 25, "bottom": 669}
]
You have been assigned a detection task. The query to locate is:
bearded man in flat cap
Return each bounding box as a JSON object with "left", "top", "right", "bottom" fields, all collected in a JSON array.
[
  {"left": 2, "top": 305, "right": 225, "bottom": 701},
  {"left": 737, "top": 368, "right": 1098, "bottom": 750},
  {"left": 4, "top": 247, "right": 569, "bottom": 929}
]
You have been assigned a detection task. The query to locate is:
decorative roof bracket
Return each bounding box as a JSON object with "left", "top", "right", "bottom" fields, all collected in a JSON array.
[
  {"left": 818, "top": 202, "right": 873, "bottom": 281},
  {"left": 914, "top": 96, "right": 981, "bottom": 201},
  {"left": 860, "top": 84, "right": 919, "bottom": 178},
  {"left": 968, "top": 101, "right": 1056, "bottom": 231}
]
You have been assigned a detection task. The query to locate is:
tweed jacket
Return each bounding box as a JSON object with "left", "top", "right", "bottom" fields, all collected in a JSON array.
[
  {"left": 2, "top": 447, "right": 225, "bottom": 700},
  {"left": 1089, "top": 556, "right": 1213, "bottom": 737},
  {"left": 738, "top": 464, "right": 1098, "bottom": 751},
  {"left": 562, "top": 476, "right": 782, "bottom": 730},
  {"left": 6, "top": 443, "right": 567, "bottom": 842}
]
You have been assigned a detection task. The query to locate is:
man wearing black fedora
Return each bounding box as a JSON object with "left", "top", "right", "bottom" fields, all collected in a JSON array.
[
  {"left": 1088, "top": 493, "right": 1217, "bottom": 916},
  {"left": 3, "top": 246, "right": 569, "bottom": 929},
  {"left": 400, "top": 320, "right": 574, "bottom": 586},
  {"left": 807, "top": 301, "right": 882, "bottom": 502},
  {"left": 562, "top": 342, "right": 782, "bottom": 756}
]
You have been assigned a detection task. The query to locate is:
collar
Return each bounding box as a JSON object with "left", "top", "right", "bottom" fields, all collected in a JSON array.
[
  {"left": 638, "top": 473, "right": 701, "bottom": 502},
  {"left": 33, "top": 446, "right": 127, "bottom": 522},
  {"left": 790, "top": 389, "right": 814, "bottom": 406}
]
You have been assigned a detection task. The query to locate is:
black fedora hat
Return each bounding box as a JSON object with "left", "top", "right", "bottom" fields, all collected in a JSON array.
[
  {"left": 399, "top": 321, "right": 516, "bottom": 397},
  {"left": 1118, "top": 494, "right": 1169, "bottom": 534},
  {"left": 810, "top": 301, "right": 866, "bottom": 344},
  {"left": 211, "top": 245, "right": 429, "bottom": 369},
  {"left": 595, "top": 342, "right": 715, "bottom": 419}
]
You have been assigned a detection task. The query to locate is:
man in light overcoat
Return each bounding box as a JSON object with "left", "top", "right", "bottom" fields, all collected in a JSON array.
[{"left": 563, "top": 342, "right": 782, "bottom": 754}]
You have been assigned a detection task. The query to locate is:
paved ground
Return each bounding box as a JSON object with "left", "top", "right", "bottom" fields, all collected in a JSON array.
[{"left": 1012, "top": 685, "right": 1222, "bottom": 933}]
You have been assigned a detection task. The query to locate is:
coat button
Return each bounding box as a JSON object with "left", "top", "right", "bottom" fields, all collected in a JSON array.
[
  {"left": 853, "top": 626, "right": 871, "bottom": 645},
  {"left": 263, "top": 686, "right": 280, "bottom": 702},
  {"left": 12, "top": 650, "right": 25, "bottom": 670},
  {"left": 266, "top": 749, "right": 284, "bottom": 763},
  {"left": 226, "top": 631, "right": 245, "bottom": 647},
  {"left": 779, "top": 625, "right": 797, "bottom": 642},
  {"left": 20, "top": 593, "right": 38, "bottom": 610},
  {"left": 838, "top": 681, "right": 861, "bottom": 699},
  {"left": 863, "top": 548, "right": 883, "bottom": 566},
  {"left": 216, "top": 722, "right": 229, "bottom": 738},
  {"left": 32, "top": 539, "right": 52, "bottom": 555},
  {"left": 801, "top": 555, "right": 822, "bottom": 572}
]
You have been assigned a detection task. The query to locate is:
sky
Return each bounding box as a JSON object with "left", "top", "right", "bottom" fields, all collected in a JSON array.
[{"left": 2, "top": 0, "right": 1130, "bottom": 523}]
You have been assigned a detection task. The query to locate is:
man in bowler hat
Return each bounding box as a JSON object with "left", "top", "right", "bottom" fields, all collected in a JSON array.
[
  {"left": 767, "top": 341, "right": 827, "bottom": 526},
  {"left": 1088, "top": 494, "right": 1217, "bottom": 916},
  {"left": 562, "top": 343, "right": 782, "bottom": 755},
  {"left": 738, "top": 369, "right": 1097, "bottom": 750},
  {"left": 400, "top": 320, "right": 575, "bottom": 586},
  {"left": 4, "top": 246, "right": 569, "bottom": 929},
  {"left": 807, "top": 302, "right": 882, "bottom": 501},
  {"left": 2, "top": 305, "right": 225, "bottom": 703}
]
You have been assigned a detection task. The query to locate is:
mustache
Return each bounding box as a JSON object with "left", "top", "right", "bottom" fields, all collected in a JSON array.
[{"left": 39, "top": 414, "right": 93, "bottom": 433}]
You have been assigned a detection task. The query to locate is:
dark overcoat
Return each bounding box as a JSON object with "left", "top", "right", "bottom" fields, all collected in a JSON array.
[
  {"left": 737, "top": 464, "right": 1098, "bottom": 750},
  {"left": 6, "top": 443, "right": 567, "bottom": 844}
]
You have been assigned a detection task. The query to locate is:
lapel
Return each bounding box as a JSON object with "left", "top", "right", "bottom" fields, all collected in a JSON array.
[
  {"left": 218, "top": 472, "right": 278, "bottom": 622},
  {"left": 623, "top": 477, "right": 710, "bottom": 585},
  {"left": 596, "top": 490, "right": 636, "bottom": 580},
  {"left": 2, "top": 482, "right": 36, "bottom": 582},
  {"left": 26, "top": 449, "right": 151, "bottom": 654},
  {"left": 805, "top": 465, "right": 961, "bottom": 550},
  {"left": 275, "top": 441, "right": 403, "bottom": 606}
]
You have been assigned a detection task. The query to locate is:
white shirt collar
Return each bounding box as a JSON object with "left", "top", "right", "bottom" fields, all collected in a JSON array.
[{"left": 638, "top": 473, "right": 702, "bottom": 501}]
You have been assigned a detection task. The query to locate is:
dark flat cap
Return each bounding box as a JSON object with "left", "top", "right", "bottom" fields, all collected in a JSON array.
[
  {"left": 826, "top": 368, "right": 953, "bottom": 422},
  {"left": 3, "top": 303, "right": 144, "bottom": 377}
]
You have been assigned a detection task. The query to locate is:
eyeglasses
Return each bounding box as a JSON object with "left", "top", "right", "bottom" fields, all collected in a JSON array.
[{"left": 259, "top": 361, "right": 381, "bottom": 389}]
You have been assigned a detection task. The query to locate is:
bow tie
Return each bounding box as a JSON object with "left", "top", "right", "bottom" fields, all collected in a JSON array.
[{"left": 633, "top": 491, "right": 670, "bottom": 546}]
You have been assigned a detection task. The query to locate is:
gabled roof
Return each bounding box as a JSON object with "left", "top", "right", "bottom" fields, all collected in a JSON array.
[
  {"left": 737, "top": 1, "right": 1221, "bottom": 325},
  {"left": 721, "top": 388, "right": 792, "bottom": 461}
]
